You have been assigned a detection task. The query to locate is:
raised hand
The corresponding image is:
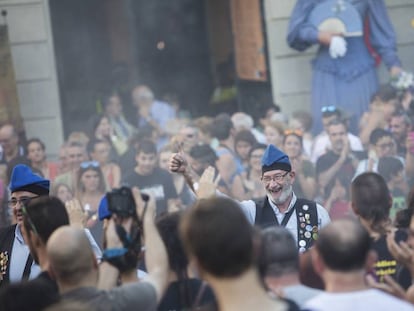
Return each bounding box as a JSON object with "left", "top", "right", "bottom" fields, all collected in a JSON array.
[
  {"left": 197, "top": 166, "right": 217, "bottom": 199},
  {"left": 132, "top": 187, "right": 156, "bottom": 221},
  {"left": 65, "top": 199, "right": 87, "bottom": 228},
  {"left": 169, "top": 152, "right": 188, "bottom": 174}
]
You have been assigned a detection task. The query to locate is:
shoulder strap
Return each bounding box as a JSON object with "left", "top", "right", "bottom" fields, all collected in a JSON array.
[
  {"left": 22, "top": 254, "right": 33, "bottom": 281},
  {"left": 0, "top": 225, "right": 17, "bottom": 286},
  {"left": 253, "top": 198, "right": 265, "bottom": 226},
  {"left": 294, "top": 199, "right": 318, "bottom": 251},
  {"left": 191, "top": 281, "right": 207, "bottom": 310}
]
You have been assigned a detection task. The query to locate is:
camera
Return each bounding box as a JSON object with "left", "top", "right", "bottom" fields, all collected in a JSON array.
[{"left": 106, "top": 186, "right": 148, "bottom": 217}]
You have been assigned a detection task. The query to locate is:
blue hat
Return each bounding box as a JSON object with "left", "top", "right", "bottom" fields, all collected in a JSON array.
[
  {"left": 9, "top": 164, "right": 50, "bottom": 195},
  {"left": 308, "top": 0, "right": 363, "bottom": 37},
  {"left": 98, "top": 195, "right": 111, "bottom": 220},
  {"left": 262, "top": 145, "right": 291, "bottom": 174}
]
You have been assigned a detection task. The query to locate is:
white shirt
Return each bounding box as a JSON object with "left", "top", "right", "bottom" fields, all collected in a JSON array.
[
  {"left": 353, "top": 156, "right": 405, "bottom": 180},
  {"left": 238, "top": 193, "right": 330, "bottom": 243},
  {"left": 311, "top": 131, "right": 363, "bottom": 163},
  {"left": 9, "top": 225, "right": 40, "bottom": 282},
  {"left": 305, "top": 289, "right": 414, "bottom": 311}
]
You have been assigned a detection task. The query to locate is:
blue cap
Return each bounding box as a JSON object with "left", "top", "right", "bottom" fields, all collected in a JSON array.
[
  {"left": 9, "top": 164, "right": 50, "bottom": 195},
  {"left": 261, "top": 145, "right": 291, "bottom": 174},
  {"left": 98, "top": 195, "right": 111, "bottom": 220}
]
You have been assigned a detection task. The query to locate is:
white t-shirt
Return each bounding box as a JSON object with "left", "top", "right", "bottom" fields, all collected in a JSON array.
[
  {"left": 305, "top": 289, "right": 414, "bottom": 311},
  {"left": 311, "top": 131, "right": 363, "bottom": 163}
]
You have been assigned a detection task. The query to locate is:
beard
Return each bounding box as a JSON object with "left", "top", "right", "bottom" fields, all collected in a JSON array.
[{"left": 270, "top": 184, "right": 293, "bottom": 205}]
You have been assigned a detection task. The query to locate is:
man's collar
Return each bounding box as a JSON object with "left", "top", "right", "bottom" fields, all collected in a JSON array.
[
  {"left": 14, "top": 224, "right": 25, "bottom": 244},
  {"left": 268, "top": 193, "right": 297, "bottom": 214}
]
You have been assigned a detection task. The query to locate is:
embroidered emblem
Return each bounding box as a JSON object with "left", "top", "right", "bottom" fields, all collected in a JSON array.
[{"left": 0, "top": 251, "right": 8, "bottom": 281}]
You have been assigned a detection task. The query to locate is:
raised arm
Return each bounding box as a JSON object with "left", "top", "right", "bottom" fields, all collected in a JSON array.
[
  {"left": 367, "top": 0, "right": 401, "bottom": 72},
  {"left": 169, "top": 152, "right": 199, "bottom": 193},
  {"left": 287, "top": 0, "right": 320, "bottom": 51},
  {"left": 133, "top": 188, "right": 169, "bottom": 302}
]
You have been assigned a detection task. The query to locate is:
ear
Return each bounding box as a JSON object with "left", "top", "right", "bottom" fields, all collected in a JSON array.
[
  {"left": 365, "top": 250, "right": 378, "bottom": 272},
  {"left": 289, "top": 170, "right": 296, "bottom": 184}
]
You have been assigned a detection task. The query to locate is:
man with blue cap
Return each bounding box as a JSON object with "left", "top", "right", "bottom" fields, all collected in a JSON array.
[
  {"left": 170, "top": 144, "right": 330, "bottom": 252},
  {"left": 0, "top": 164, "right": 48, "bottom": 287}
]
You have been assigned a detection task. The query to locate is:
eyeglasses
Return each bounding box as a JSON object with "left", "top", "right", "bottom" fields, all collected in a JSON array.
[
  {"left": 80, "top": 161, "right": 100, "bottom": 169},
  {"left": 8, "top": 196, "right": 39, "bottom": 208},
  {"left": 21, "top": 203, "right": 38, "bottom": 236},
  {"left": 262, "top": 171, "right": 290, "bottom": 184},
  {"left": 321, "top": 106, "right": 337, "bottom": 113},
  {"left": 284, "top": 129, "right": 303, "bottom": 137}
]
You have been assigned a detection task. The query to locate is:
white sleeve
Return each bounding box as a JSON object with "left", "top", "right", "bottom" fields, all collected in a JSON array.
[
  {"left": 316, "top": 203, "right": 331, "bottom": 228},
  {"left": 353, "top": 160, "right": 366, "bottom": 180},
  {"left": 349, "top": 133, "right": 364, "bottom": 151},
  {"left": 238, "top": 200, "right": 257, "bottom": 224},
  {"left": 195, "top": 188, "right": 257, "bottom": 224},
  {"left": 83, "top": 228, "right": 102, "bottom": 260}
]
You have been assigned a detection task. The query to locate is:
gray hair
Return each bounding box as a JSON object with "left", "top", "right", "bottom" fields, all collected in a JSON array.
[{"left": 258, "top": 227, "right": 299, "bottom": 277}]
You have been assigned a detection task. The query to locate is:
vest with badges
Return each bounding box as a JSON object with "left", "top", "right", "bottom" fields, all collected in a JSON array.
[
  {"left": 254, "top": 197, "right": 319, "bottom": 252},
  {"left": 0, "top": 224, "right": 32, "bottom": 287}
]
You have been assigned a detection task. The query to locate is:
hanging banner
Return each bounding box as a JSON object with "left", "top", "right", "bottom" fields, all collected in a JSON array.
[
  {"left": 230, "top": 0, "right": 267, "bottom": 81},
  {"left": 0, "top": 25, "right": 23, "bottom": 132}
]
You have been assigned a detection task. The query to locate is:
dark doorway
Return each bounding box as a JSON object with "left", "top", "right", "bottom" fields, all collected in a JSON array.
[
  {"left": 128, "top": 0, "right": 214, "bottom": 117},
  {"left": 50, "top": 0, "right": 271, "bottom": 137},
  {"left": 49, "top": 0, "right": 113, "bottom": 136}
]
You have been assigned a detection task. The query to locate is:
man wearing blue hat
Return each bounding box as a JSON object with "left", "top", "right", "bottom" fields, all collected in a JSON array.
[
  {"left": 0, "top": 164, "right": 48, "bottom": 287},
  {"left": 170, "top": 144, "right": 330, "bottom": 252}
]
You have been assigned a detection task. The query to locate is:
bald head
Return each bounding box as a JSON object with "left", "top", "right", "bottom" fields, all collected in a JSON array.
[
  {"left": 315, "top": 219, "right": 371, "bottom": 272},
  {"left": 47, "top": 226, "right": 97, "bottom": 288}
]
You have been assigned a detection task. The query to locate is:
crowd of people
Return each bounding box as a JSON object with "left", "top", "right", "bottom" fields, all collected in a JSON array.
[{"left": 0, "top": 77, "right": 411, "bottom": 309}]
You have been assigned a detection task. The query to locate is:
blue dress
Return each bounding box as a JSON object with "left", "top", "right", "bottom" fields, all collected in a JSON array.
[{"left": 287, "top": 0, "right": 401, "bottom": 134}]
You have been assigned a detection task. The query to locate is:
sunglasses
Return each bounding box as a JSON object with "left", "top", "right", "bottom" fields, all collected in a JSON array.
[
  {"left": 321, "top": 106, "right": 337, "bottom": 113},
  {"left": 284, "top": 129, "right": 303, "bottom": 137},
  {"left": 80, "top": 161, "right": 100, "bottom": 169}
]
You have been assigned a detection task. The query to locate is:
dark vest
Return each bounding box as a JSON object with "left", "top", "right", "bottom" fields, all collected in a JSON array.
[
  {"left": 0, "top": 224, "right": 32, "bottom": 287},
  {"left": 254, "top": 197, "right": 319, "bottom": 251}
]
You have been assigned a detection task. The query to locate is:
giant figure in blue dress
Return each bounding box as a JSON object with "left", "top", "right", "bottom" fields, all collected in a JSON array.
[{"left": 287, "top": 0, "right": 402, "bottom": 134}]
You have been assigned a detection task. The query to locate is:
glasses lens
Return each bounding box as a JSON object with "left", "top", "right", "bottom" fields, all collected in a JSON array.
[
  {"left": 8, "top": 199, "right": 17, "bottom": 207},
  {"left": 321, "top": 106, "right": 336, "bottom": 113}
]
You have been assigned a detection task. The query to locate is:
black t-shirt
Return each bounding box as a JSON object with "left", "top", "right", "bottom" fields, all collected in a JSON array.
[
  {"left": 316, "top": 150, "right": 355, "bottom": 197},
  {"left": 0, "top": 270, "right": 60, "bottom": 310},
  {"left": 371, "top": 229, "right": 412, "bottom": 290},
  {"left": 158, "top": 279, "right": 217, "bottom": 311},
  {"left": 123, "top": 167, "right": 178, "bottom": 215}
]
